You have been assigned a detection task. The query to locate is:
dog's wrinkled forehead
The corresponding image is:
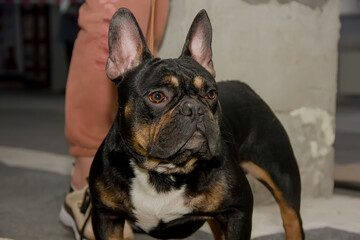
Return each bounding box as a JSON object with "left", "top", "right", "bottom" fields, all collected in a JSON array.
[{"left": 132, "top": 58, "right": 217, "bottom": 96}]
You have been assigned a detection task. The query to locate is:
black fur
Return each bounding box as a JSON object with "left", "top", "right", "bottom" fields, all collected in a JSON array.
[{"left": 89, "top": 8, "right": 303, "bottom": 240}]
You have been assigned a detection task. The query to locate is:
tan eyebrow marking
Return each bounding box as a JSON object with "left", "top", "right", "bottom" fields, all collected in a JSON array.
[
  {"left": 163, "top": 75, "right": 179, "bottom": 87},
  {"left": 193, "top": 76, "right": 204, "bottom": 89}
]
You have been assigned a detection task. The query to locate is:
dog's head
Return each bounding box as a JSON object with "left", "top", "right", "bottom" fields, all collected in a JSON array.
[{"left": 106, "top": 8, "right": 221, "bottom": 173}]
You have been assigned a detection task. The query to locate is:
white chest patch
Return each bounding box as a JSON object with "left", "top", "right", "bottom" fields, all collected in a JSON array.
[{"left": 130, "top": 164, "right": 192, "bottom": 232}]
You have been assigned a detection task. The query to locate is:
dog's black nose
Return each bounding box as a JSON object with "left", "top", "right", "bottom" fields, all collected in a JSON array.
[{"left": 180, "top": 100, "right": 204, "bottom": 118}]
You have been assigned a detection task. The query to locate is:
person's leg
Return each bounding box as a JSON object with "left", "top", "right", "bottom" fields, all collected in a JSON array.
[
  {"left": 65, "top": 0, "right": 169, "bottom": 190},
  {"left": 71, "top": 157, "right": 93, "bottom": 189}
]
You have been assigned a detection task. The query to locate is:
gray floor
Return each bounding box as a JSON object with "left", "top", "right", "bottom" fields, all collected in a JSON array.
[
  {"left": 0, "top": 162, "right": 72, "bottom": 239},
  {"left": 253, "top": 228, "right": 360, "bottom": 240}
]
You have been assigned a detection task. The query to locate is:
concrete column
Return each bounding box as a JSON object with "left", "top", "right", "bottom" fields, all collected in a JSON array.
[{"left": 159, "top": 0, "right": 340, "bottom": 204}]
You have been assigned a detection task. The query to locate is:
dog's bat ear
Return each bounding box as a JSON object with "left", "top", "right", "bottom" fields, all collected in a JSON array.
[
  {"left": 106, "top": 8, "right": 153, "bottom": 81},
  {"left": 180, "top": 9, "right": 215, "bottom": 77}
]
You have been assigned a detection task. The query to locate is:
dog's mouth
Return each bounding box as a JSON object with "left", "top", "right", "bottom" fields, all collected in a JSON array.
[
  {"left": 178, "top": 130, "right": 208, "bottom": 154},
  {"left": 144, "top": 131, "right": 209, "bottom": 173},
  {"left": 147, "top": 129, "right": 215, "bottom": 163}
]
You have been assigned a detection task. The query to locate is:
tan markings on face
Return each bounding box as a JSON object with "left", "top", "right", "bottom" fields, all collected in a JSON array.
[
  {"left": 131, "top": 109, "right": 174, "bottom": 157},
  {"left": 124, "top": 102, "right": 131, "bottom": 120},
  {"left": 132, "top": 125, "right": 150, "bottom": 156},
  {"left": 96, "top": 181, "right": 132, "bottom": 211},
  {"left": 193, "top": 76, "right": 204, "bottom": 89},
  {"left": 186, "top": 174, "right": 226, "bottom": 212},
  {"left": 208, "top": 219, "right": 226, "bottom": 240},
  {"left": 152, "top": 109, "right": 173, "bottom": 144},
  {"left": 163, "top": 75, "right": 179, "bottom": 88},
  {"left": 240, "top": 161, "right": 303, "bottom": 240}
]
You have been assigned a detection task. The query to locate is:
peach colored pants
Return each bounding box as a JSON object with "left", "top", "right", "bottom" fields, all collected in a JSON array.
[{"left": 65, "top": 0, "right": 169, "bottom": 157}]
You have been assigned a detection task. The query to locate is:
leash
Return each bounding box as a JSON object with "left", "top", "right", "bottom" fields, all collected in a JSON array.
[{"left": 149, "top": 0, "right": 156, "bottom": 55}]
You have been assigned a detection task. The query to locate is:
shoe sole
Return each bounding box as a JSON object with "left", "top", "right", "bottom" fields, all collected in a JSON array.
[
  {"left": 59, "top": 205, "right": 82, "bottom": 240},
  {"left": 60, "top": 204, "right": 133, "bottom": 240}
]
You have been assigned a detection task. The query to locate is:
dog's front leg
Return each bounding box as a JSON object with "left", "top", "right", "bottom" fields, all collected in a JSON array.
[
  {"left": 92, "top": 208, "right": 128, "bottom": 240},
  {"left": 213, "top": 209, "right": 252, "bottom": 240}
]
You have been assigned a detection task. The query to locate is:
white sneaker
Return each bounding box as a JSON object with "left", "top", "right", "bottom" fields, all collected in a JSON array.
[
  {"left": 59, "top": 185, "right": 94, "bottom": 240},
  {"left": 59, "top": 185, "right": 134, "bottom": 240}
]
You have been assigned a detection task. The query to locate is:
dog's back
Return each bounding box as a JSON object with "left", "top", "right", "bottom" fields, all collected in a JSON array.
[{"left": 218, "top": 80, "right": 304, "bottom": 239}]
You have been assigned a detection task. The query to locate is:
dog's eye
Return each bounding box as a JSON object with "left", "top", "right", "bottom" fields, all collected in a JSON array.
[
  {"left": 149, "top": 91, "right": 167, "bottom": 103},
  {"left": 206, "top": 90, "right": 217, "bottom": 100}
]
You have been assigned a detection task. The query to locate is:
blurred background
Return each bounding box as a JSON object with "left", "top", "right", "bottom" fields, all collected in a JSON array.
[{"left": 0, "top": 0, "right": 359, "bottom": 239}]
